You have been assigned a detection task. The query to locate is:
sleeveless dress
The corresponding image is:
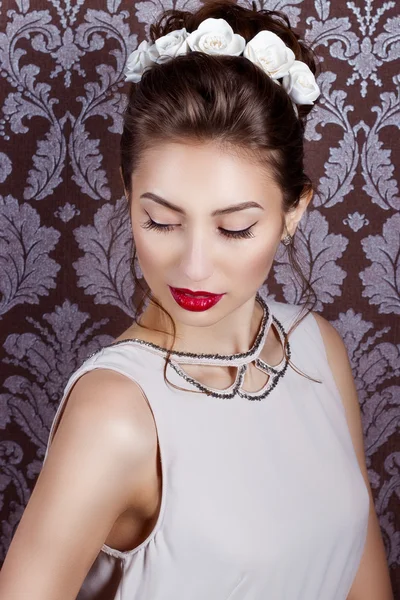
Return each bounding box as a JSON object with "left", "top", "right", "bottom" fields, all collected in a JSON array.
[{"left": 42, "top": 295, "right": 370, "bottom": 600}]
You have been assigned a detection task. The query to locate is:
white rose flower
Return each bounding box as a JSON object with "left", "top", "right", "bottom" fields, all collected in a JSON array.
[
  {"left": 281, "top": 60, "right": 320, "bottom": 105},
  {"left": 186, "top": 18, "right": 245, "bottom": 56},
  {"left": 125, "top": 40, "right": 159, "bottom": 83},
  {"left": 243, "top": 30, "right": 295, "bottom": 79},
  {"left": 155, "top": 27, "right": 189, "bottom": 63}
]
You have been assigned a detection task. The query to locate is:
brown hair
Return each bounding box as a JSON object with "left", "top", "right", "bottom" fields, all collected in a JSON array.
[{"left": 113, "top": 0, "right": 323, "bottom": 392}]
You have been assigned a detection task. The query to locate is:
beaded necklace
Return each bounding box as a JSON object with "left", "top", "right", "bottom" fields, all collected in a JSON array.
[{"left": 87, "top": 293, "right": 290, "bottom": 401}]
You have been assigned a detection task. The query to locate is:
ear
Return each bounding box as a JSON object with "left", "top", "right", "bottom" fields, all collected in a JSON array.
[{"left": 282, "top": 187, "right": 313, "bottom": 239}]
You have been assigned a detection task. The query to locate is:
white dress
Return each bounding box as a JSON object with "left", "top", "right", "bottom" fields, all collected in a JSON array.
[{"left": 42, "top": 295, "right": 370, "bottom": 600}]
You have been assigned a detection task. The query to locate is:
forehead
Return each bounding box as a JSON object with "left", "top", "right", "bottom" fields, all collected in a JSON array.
[{"left": 131, "top": 141, "right": 282, "bottom": 210}]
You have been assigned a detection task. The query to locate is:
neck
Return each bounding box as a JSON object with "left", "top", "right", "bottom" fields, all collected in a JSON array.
[{"left": 136, "top": 294, "right": 264, "bottom": 357}]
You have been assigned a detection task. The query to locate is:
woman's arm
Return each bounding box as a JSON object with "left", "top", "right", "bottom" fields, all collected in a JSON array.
[
  {"left": 0, "top": 369, "right": 157, "bottom": 600},
  {"left": 312, "top": 313, "right": 394, "bottom": 600}
]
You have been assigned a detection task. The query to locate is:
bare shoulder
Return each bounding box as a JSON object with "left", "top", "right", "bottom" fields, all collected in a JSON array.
[
  {"left": 52, "top": 367, "right": 159, "bottom": 516},
  {"left": 0, "top": 368, "right": 158, "bottom": 599},
  {"left": 44, "top": 369, "right": 158, "bottom": 523},
  {"left": 60, "top": 367, "right": 157, "bottom": 460}
]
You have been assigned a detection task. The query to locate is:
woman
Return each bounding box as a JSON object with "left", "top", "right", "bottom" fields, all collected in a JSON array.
[{"left": 0, "top": 1, "right": 393, "bottom": 599}]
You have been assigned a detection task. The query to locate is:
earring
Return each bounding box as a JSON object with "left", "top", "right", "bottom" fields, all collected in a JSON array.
[{"left": 282, "top": 233, "right": 292, "bottom": 246}]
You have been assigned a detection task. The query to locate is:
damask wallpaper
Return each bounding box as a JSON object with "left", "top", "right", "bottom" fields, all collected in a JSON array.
[{"left": 0, "top": 0, "right": 398, "bottom": 594}]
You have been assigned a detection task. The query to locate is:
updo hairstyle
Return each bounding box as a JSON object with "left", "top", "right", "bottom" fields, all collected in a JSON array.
[{"left": 115, "top": 0, "right": 322, "bottom": 387}]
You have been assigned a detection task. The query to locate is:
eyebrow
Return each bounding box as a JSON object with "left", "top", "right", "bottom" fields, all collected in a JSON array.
[{"left": 140, "top": 192, "right": 264, "bottom": 216}]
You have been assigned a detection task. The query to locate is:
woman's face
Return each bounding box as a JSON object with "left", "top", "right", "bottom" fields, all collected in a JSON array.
[{"left": 129, "top": 141, "right": 304, "bottom": 327}]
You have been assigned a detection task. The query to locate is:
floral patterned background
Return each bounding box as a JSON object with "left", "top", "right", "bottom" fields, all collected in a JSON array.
[{"left": 0, "top": 0, "right": 399, "bottom": 592}]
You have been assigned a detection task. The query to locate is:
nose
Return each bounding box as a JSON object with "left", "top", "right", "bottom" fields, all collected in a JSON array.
[{"left": 178, "top": 229, "right": 214, "bottom": 283}]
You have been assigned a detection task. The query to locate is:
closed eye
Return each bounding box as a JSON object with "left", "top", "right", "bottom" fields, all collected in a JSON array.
[{"left": 141, "top": 217, "right": 256, "bottom": 240}]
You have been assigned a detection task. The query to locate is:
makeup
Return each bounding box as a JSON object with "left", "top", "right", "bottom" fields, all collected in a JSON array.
[{"left": 169, "top": 286, "right": 225, "bottom": 312}]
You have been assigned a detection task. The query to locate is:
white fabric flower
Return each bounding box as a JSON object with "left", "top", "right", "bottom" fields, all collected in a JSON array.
[
  {"left": 125, "top": 40, "right": 159, "bottom": 83},
  {"left": 186, "top": 18, "right": 245, "bottom": 56},
  {"left": 124, "top": 18, "right": 321, "bottom": 111},
  {"left": 281, "top": 60, "right": 320, "bottom": 105},
  {"left": 155, "top": 27, "right": 189, "bottom": 63},
  {"left": 243, "top": 30, "right": 295, "bottom": 79}
]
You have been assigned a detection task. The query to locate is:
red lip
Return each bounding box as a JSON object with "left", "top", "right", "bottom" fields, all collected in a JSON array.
[
  {"left": 169, "top": 286, "right": 225, "bottom": 312},
  {"left": 173, "top": 288, "right": 217, "bottom": 297}
]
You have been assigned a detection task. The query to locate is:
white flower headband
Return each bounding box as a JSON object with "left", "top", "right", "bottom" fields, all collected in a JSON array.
[{"left": 124, "top": 17, "right": 320, "bottom": 117}]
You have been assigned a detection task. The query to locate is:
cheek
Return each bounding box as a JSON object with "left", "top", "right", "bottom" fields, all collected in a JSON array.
[
  {"left": 225, "top": 237, "right": 279, "bottom": 284},
  {"left": 133, "top": 232, "right": 172, "bottom": 284},
  {"left": 135, "top": 239, "right": 159, "bottom": 269}
]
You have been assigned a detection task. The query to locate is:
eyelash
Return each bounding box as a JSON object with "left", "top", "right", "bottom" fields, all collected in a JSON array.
[{"left": 141, "top": 218, "right": 256, "bottom": 240}]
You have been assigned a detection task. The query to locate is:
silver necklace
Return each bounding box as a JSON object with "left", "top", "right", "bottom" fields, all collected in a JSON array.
[{"left": 86, "top": 293, "right": 290, "bottom": 401}]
